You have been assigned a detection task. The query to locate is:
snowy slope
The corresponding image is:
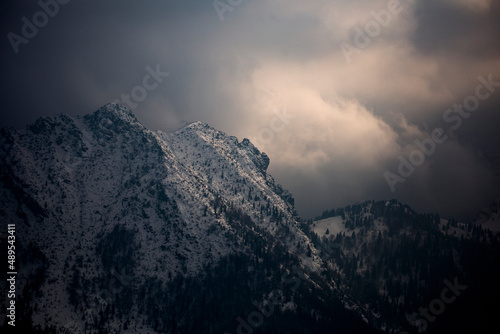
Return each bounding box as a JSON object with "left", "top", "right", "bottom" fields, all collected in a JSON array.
[
  {"left": 308, "top": 199, "right": 500, "bottom": 333},
  {"left": 474, "top": 198, "right": 500, "bottom": 233},
  {"left": 0, "top": 104, "right": 326, "bottom": 333},
  {"left": 4, "top": 104, "right": 497, "bottom": 333}
]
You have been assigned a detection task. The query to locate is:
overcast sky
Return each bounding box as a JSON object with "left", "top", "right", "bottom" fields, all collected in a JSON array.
[{"left": 1, "top": 0, "right": 499, "bottom": 222}]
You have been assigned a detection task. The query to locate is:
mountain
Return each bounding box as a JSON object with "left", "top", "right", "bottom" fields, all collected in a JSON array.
[
  {"left": 0, "top": 104, "right": 499, "bottom": 334},
  {"left": 0, "top": 104, "right": 374, "bottom": 333},
  {"left": 308, "top": 200, "right": 500, "bottom": 333},
  {"left": 474, "top": 198, "right": 500, "bottom": 233}
]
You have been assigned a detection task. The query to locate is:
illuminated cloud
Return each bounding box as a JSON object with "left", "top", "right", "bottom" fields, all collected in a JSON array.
[{"left": 0, "top": 0, "right": 499, "bottom": 221}]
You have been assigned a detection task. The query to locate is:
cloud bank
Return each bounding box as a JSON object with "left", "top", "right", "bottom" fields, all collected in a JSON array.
[{"left": 1, "top": 0, "right": 499, "bottom": 221}]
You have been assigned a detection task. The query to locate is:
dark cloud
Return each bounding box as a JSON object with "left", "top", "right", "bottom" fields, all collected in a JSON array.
[
  {"left": 411, "top": 0, "right": 500, "bottom": 59},
  {"left": 1, "top": 0, "right": 499, "bottom": 222}
]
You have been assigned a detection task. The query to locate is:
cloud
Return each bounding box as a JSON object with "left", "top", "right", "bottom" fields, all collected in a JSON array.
[
  {"left": 444, "top": 0, "right": 492, "bottom": 12},
  {"left": 0, "top": 0, "right": 499, "bottom": 221},
  {"left": 245, "top": 61, "right": 400, "bottom": 166}
]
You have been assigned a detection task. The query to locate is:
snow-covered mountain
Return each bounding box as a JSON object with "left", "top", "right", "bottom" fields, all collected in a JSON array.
[
  {"left": 308, "top": 200, "right": 500, "bottom": 333},
  {"left": 1, "top": 104, "right": 499, "bottom": 334},
  {"left": 0, "top": 104, "right": 367, "bottom": 333},
  {"left": 474, "top": 198, "right": 500, "bottom": 233}
]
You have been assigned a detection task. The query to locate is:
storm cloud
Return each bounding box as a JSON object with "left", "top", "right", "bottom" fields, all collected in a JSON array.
[{"left": 1, "top": 0, "right": 499, "bottom": 221}]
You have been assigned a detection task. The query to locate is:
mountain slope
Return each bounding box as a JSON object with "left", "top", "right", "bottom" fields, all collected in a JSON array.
[
  {"left": 307, "top": 200, "right": 500, "bottom": 333},
  {"left": 2, "top": 104, "right": 498, "bottom": 334},
  {"left": 0, "top": 104, "right": 373, "bottom": 333}
]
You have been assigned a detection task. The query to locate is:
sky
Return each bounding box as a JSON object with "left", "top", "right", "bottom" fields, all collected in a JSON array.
[{"left": 1, "top": 0, "right": 499, "bottom": 222}]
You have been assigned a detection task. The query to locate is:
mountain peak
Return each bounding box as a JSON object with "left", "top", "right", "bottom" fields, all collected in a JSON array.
[
  {"left": 81, "top": 104, "right": 145, "bottom": 138},
  {"left": 184, "top": 120, "right": 208, "bottom": 128},
  {"left": 174, "top": 120, "right": 218, "bottom": 134},
  {"left": 90, "top": 103, "right": 139, "bottom": 123}
]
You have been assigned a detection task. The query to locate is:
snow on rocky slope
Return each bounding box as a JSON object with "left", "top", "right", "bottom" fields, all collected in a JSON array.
[{"left": 0, "top": 104, "right": 326, "bottom": 332}]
